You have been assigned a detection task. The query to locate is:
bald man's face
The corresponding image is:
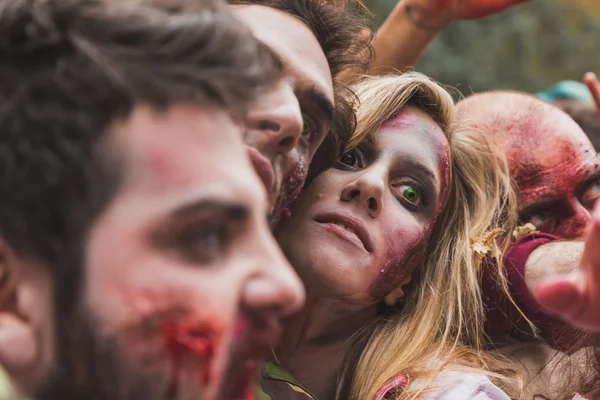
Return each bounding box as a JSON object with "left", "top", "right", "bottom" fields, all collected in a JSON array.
[{"left": 499, "top": 108, "right": 600, "bottom": 239}]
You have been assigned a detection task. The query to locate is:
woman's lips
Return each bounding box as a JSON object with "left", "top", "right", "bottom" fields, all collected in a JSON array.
[
  {"left": 314, "top": 211, "right": 374, "bottom": 253},
  {"left": 246, "top": 146, "right": 275, "bottom": 194},
  {"left": 322, "top": 222, "right": 368, "bottom": 252}
]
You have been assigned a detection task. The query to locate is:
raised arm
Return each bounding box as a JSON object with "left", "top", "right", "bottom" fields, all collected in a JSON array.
[{"left": 340, "top": 0, "right": 530, "bottom": 84}]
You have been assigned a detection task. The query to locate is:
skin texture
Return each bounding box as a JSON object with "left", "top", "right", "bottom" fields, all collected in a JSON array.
[
  {"left": 1, "top": 104, "right": 306, "bottom": 399},
  {"left": 409, "top": 0, "right": 530, "bottom": 24},
  {"left": 531, "top": 74, "right": 600, "bottom": 332},
  {"left": 458, "top": 91, "right": 600, "bottom": 239},
  {"left": 271, "top": 107, "right": 450, "bottom": 400},
  {"left": 232, "top": 5, "right": 334, "bottom": 224},
  {"left": 277, "top": 107, "right": 450, "bottom": 303}
]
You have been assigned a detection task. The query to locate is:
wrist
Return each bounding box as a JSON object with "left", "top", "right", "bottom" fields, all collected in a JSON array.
[{"left": 403, "top": 1, "right": 451, "bottom": 31}]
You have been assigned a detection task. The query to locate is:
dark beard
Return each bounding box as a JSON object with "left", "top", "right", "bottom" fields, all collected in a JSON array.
[{"left": 34, "top": 307, "right": 205, "bottom": 400}]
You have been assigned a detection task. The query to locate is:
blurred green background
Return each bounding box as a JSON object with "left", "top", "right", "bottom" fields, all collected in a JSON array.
[{"left": 364, "top": 0, "right": 600, "bottom": 95}]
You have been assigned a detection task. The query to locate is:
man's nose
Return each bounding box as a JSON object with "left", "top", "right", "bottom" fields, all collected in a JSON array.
[
  {"left": 241, "top": 234, "right": 305, "bottom": 317},
  {"left": 557, "top": 203, "right": 592, "bottom": 239},
  {"left": 245, "top": 84, "right": 302, "bottom": 156}
]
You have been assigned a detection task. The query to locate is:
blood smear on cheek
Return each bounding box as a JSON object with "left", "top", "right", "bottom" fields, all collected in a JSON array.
[{"left": 163, "top": 320, "right": 215, "bottom": 391}]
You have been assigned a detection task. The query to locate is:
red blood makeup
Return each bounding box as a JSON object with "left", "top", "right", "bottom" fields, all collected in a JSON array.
[
  {"left": 368, "top": 229, "right": 429, "bottom": 301},
  {"left": 273, "top": 157, "right": 308, "bottom": 224},
  {"left": 499, "top": 112, "right": 600, "bottom": 239},
  {"left": 163, "top": 319, "right": 214, "bottom": 391}
]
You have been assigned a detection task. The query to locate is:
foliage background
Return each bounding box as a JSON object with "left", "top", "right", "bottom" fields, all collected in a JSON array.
[{"left": 364, "top": 0, "right": 600, "bottom": 95}]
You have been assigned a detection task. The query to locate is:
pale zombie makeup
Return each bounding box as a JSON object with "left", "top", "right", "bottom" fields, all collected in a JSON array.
[
  {"left": 232, "top": 5, "right": 334, "bottom": 224},
  {"left": 276, "top": 107, "right": 451, "bottom": 302},
  {"left": 80, "top": 105, "right": 303, "bottom": 400},
  {"left": 499, "top": 109, "right": 600, "bottom": 239}
]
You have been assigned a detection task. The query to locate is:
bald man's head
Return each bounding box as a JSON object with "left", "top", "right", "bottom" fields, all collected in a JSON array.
[
  {"left": 457, "top": 91, "right": 593, "bottom": 160},
  {"left": 457, "top": 91, "right": 600, "bottom": 239}
]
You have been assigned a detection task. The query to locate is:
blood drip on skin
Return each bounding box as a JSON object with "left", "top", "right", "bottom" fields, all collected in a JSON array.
[
  {"left": 437, "top": 145, "right": 452, "bottom": 223},
  {"left": 368, "top": 236, "right": 427, "bottom": 301},
  {"left": 273, "top": 158, "right": 307, "bottom": 224},
  {"left": 163, "top": 319, "right": 214, "bottom": 395},
  {"left": 501, "top": 114, "right": 600, "bottom": 238}
]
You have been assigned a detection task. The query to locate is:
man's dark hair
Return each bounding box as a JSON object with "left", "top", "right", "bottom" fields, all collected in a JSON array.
[
  {"left": 0, "top": 0, "right": 283, "bottom": 310},
  {"left": 229, "top": 0, "right": 372, "bottom": 180}
]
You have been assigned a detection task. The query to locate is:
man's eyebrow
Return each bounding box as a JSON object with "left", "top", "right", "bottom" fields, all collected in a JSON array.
[
  {"left": 171, "top": 199, "right": 249, "bottom": 221},
  {"left": 305, "top": 86, "right": 334, "bottom": 121}
]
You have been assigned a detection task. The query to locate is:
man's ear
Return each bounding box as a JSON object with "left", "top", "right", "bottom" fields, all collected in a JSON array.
[{"left": 0, "top": 241, "right": 44, "bottom": 395}]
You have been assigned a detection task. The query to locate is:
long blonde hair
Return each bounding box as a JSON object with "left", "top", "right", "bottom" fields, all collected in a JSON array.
[{"left": 335, "top": 73, "right": 522, "bottom": 399}]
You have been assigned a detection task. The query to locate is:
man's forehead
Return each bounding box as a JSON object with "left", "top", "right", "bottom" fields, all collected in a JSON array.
[
  {"left": 112, "top": 104, "right": 237, "bottom": 151},
  {"left": 513, "top": 146, "right": 600, "bottom": 205},
  {"left": 113, "top": 105, "right": 251, "bottom": 185},
  {"left": 110, "top": 104, "right": 268, "bottom": 215},
  {"left": 502, "top": 121, "right": 594, "bottom": 162},
  {"left": 230, "top": 5, "right": 333, "bottom": 102}
]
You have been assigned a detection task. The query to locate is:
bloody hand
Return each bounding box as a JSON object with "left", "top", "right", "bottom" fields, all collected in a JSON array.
[
  {"left": 535, "top": 202, "right": 600, "bottom": 332},
  {"left": 407, "top": 0, "right": 530, "bottom": 24}
]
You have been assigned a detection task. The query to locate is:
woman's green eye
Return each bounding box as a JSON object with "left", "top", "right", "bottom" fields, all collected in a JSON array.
[
  {"left": 401, "top": 185, "right": 420, "bottom": 204},
  {"left": 302, "top": 118, "right": 312, "bottom": 137}
]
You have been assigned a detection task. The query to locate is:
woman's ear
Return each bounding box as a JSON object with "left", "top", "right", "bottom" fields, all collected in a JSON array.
[{"left": 383, "top": 274, "right": 413, "bottom": 307}]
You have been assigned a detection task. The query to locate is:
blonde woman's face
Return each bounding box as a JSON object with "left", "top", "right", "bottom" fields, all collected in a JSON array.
[{"left": 275, "top": 107, "right": 451, "bottom": 303}]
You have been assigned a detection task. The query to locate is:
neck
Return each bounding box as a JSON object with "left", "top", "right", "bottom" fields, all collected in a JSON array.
[{"left": 274, "top": 296, "right": 379, "bottom": 400}]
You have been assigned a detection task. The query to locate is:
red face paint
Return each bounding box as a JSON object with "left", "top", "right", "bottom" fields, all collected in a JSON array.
[
  {"left": 163, "top": 319, "right": 214, "bottom": 395},
  {"left": 499, "top": 112, "right": 600, "bottom": 239},
  {"left": 366, "top": 110, "right": 450, "bottom": 300},
  {"left": 273, "top": 157, "right": 308, "bottom": 224},
  {"left": 368, "top": 229, "right": 428, "bottom": 300},
  {"left": 437, "top": 149, "right": 451, "bottom": 209},
  {"left": 276, "top": 107, "right": 449, "bottom": 303},
  {"left": 432, "top": 0, "right": 527, "bottom": 19}
]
